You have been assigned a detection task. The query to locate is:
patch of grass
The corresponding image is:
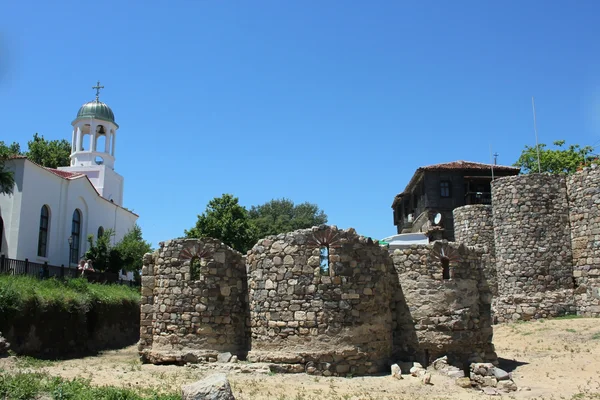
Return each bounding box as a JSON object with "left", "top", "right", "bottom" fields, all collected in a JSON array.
[
  {"left": 552, "top": 314, "right": 583, "bottom": 320},
  {"left": 592, "top": 332, "right": 600, "bottom": 340},
  {"left": 567, "top": 328, "right": 577, "bottom": 333},
  {"left": 0, "top": 371, "right": 179, "bottom": 400},
  {"left": 0, "top": 275, "right": 140, "bottom": 316},
  {"left": 14, "top": 356, "right": 56, "bottom": 369}
]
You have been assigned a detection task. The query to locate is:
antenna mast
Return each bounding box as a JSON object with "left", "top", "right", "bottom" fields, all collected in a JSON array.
[
  {"left": 490, "top": 144, "right": 495, "bottom": 181},
  {"left": 532, "top": 96, "right": 542, "bottom": 173}
]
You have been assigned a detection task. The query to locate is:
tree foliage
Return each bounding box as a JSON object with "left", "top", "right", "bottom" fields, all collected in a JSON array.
[
  {"left": 85, "top": 230, "right": 118, "bottom": 273},
  {"left": 0, "top": 141, "right": 20, "bottom": 195},
  {"left": 84, "top": 225, "right": 152, "bottom": 274},
  {"left": 113, "top": 224, "right": 153, "bottom": 273},
  {"left": 26, "top": 133, "right": 71, "bottom": 169},
  {"left": 0, "top": 133, "right": 71, "bottom": 169},
  {"left": 185, "top": 194, "right": 257, "bottom": 253},
  {"left": 514, "top": 140, "right": 597, "bottom": 174},
  {"left": 0, "top": 133, "right": 71, "bottom": 195},
  {"left": 185, "top": 195, "right": 329, "bottom": 253},
  {"left": 248, "top": 198, "right": 328, "bottom": 238}
]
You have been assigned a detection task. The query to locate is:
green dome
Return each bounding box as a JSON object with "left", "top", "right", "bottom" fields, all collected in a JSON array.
[{"left": 74, "top": 100, "right": 116, "bottom": 124}]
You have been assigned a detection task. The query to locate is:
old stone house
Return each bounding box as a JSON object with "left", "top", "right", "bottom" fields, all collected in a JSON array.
[{"left": 391, "top": 161, "right": 520, "bottom": 240}]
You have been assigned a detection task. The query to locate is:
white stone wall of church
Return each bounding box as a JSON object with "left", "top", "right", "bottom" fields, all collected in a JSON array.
[
  {"left": 0, "top": 159, "right": 137, "bottom": 268},
  {"left": 59, "top": 165, "right": 124, "bottom": 206}
]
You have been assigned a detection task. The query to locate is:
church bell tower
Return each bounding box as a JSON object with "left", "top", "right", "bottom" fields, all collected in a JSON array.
[{"left": 58, "top": 82, "right": 125, "bottom": 206}]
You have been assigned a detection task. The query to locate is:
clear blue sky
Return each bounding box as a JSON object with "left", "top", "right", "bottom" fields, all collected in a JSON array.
[{"left": 2, "top": 1, "right": 600, "bottom": 248}]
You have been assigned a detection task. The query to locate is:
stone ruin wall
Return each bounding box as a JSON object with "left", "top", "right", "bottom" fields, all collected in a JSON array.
[
  {"left": 453, "top": 205, "right": 497, "bottom": 298},
  {"left": 490, "top": 174, "right": 576, "bottom": 323},
  {"left": 391, "top": 242, "right": 496, "bottom": 367},
  {"left": 139, "top": 227, "right": 500, "bottom": 375},
  {"left": 246, "top": 226, "right": 395, "bottom": 376},
  {"left": 568, "top": 165, "right": 600, "bottom": 317},
  {"left": 139, "top": 238, "right": 248, "bottom": 364}
]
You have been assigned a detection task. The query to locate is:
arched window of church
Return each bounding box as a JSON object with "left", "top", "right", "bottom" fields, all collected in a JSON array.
[
  {"left": 71, "top": 209, "right": 82, "bottom": 264},
  {"left": 37, "top": 205, "right": 50, "bottom": 257},
  {"left": 97, "top": 226, "right": 104, "bottom": 239}
]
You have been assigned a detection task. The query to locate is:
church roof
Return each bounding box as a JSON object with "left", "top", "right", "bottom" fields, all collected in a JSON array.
[
  {"left": 45, "top": 168, "right": 84, "bottom": 179},
  {"left": 73, "top": 100, "right": 117, "bottom": 126},
  {"left": 7, "top": 157, "right": 137, "bottom": 217}
]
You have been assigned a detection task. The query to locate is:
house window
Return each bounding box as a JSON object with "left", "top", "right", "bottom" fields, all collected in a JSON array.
[
  {"left": 319, "top": 246, "right": 330, "bottom": 276},
  {"left": 71, "top": 209, "right": 82, "bottom": 264},
  {"left": 37, "top": 205, "right": 50, "bottom": 257},
  {"left": 440, "top": 181, "right": 451, "bottom": 198},
  {"left": 97, "top": 226, "right": 104, "bottom": 239}
]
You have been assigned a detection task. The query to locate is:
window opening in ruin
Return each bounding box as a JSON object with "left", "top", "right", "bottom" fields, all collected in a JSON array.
[
  {"left": 439, "top": 256, "right": 451, "bottom": 279},
  {"left": 440, "top": 181, "right": 451, "bottom": 198},
  {"left": 190, "top": 256, "right": 202, "bottom": 281},
  {"left": 319, "top": 246, "right": 330, "bottom": 276}
]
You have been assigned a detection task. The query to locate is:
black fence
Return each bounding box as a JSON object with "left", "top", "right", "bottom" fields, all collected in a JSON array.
[{"left": 0, "top": 254, "right": 138, "bottom": 286}]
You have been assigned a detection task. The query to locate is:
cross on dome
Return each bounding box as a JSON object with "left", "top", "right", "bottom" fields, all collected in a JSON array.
[{"left": 92, "top": 81, "right": 104, "bottom": 101}]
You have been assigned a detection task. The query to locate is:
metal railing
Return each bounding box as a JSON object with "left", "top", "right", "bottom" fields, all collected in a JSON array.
[
  {"left": 0, "top": 254, "right": 138, "bottom": 286},
  {"left": 465, "top": 192, "right": 492, "bottom": 205}
]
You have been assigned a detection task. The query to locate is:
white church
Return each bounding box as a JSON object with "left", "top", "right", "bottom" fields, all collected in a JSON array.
[{"left": 0, "top": 84, "right": 138, "bottom": 269}]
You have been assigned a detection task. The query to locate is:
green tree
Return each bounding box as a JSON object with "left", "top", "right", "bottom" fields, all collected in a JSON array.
[
  {"left": 113, "top": 224, "right": 153, "bottom": 273},
  {"left": 514, "top": 140, "right": 596, "bottom": 174},
  {"left": 84, "top": 225, "right": 152, "bottom": 274},
  {"left": 84, "top": 230, "right": 115, "bottom": 272},
  {"left": 26, "top": 133, "right": 71, "bottom": 168},
  {"left": 0, "top": 158, "right": 15, "bottom": 195},
  {"left": 248, "top": 198, "right": 328, "bottom": 239},
  {"left": 185, "top": 194, "right": 257, "bottom": 253},
  {"left": 0, "top": 141, "right": 21, "bottom": 195}
]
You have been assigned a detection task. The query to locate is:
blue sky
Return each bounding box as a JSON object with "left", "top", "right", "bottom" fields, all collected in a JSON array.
[{"left": 2, "top": 1, "right": 600, "bottom": 248}]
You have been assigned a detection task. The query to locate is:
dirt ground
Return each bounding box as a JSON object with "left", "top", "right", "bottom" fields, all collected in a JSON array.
[{"left": 2, "top": 317, "right": 599, "bottom": 399}]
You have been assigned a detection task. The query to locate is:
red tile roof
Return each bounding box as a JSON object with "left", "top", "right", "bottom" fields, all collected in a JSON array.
[
  {"left": 418, "top": 160, "right": 520, "bottom": 172},
  {"left": 392, "top": 160, "right": 521, "bottom": 206},
  {"left": 6, "top": 157, "right": 138, "bottom": 217},
  {"left": 45, "top": 168, "right": 84, "bottom": 179}
]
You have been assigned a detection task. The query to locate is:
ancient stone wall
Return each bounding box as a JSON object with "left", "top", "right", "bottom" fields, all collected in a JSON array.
[
  {"left": 139, "top": 238, "right": 248, "bottom": 364},
  {"left": 568, "top": 165, "right": 600, "bottom": 317},
  {"left": 491, "top": 174, "right": 575, "bottom": 322},
  {"left": 246, "top": 226, "right": 395, "bottom": 376},
  {"left": 453, "top": 205, "right": 495, "bottom": 249},
  {"left": 391, "top": 241, "right": 496, "bottom": 367},
  {"left": 453, "top": 205, "right": 497, "bottom": 298}
]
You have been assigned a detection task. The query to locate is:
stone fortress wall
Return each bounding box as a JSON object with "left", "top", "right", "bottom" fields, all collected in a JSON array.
[
  {"left": 139, "top": 165, "right": 600, "bottom": 375},
  {"left": 246, "top": 227, "right": 395, "bottom": 376},
  {"left": 139, "top": 238, "right": 248, "bottom": 364},
  {"left": 567, "top": 167, "right": 600, "bottom": 317},
  {"left": 390, "top": 242, "right": 496, "bottom": 366},
  {"left": 455, "top": 165, "right": 600, "bottom": 322},
  {"left": 140, "top": 226, "right": 497, "bottom": 375}
]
